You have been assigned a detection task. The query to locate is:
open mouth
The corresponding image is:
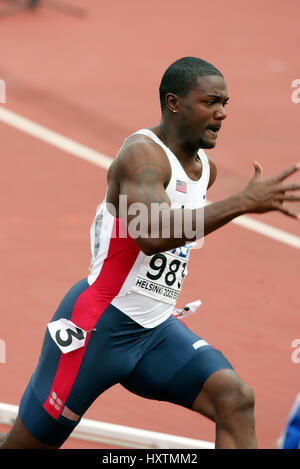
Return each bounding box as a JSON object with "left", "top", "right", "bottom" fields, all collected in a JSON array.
[
  {"left": 206, "top": 124, "right": 221, "bottom": 138},
  {"left": 206, "top": 128, "right": 219, "bottom": 137}
]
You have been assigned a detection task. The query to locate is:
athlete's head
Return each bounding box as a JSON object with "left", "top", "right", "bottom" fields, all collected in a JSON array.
[
  {"left": 159, "top": 57, "right": 223, "bottom": 111},
  {"left": 159, "top": 57, "right": 229, "bottom": 149}
]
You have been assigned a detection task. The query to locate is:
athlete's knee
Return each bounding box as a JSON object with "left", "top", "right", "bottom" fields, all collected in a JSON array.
[
  {"left": 193, "top": 369, "right": 255, "bottom": 425},
  {"left": 215, "top": 379, "right": 255, "bottom": 424}
]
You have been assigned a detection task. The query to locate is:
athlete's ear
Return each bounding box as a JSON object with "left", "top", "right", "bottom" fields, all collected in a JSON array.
[{"left": 165, "top": 93, "right": 180, "bottom": 114}]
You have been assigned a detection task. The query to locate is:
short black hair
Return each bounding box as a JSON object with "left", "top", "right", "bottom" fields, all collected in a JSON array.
[{"left": 159, "top": 57, "right": 224, "bottom": 111}]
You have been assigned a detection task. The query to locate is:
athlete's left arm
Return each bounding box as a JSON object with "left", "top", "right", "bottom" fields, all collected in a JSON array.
[{"left": 207, "top": 158, "right": 217, "bottom": 189}]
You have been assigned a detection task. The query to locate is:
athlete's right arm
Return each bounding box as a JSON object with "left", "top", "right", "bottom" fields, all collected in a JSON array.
[
  {"left": 109, "top": 140, "right": 300, "bottom": 255},
  {"left": 107, "top": 136, "right": 176, "bottom": 255}
]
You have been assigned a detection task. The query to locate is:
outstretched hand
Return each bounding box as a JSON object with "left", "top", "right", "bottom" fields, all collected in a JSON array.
[{"left": 241, "top": 161, "right": 300, "bottom": 218}]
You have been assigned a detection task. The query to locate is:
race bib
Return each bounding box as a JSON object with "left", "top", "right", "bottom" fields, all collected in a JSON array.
[
  {"left": 131, "top": 245, "right": 190, "bottom": 304},
  {"left": 47, "top": 319, "right": 88, "bottom": 354}
]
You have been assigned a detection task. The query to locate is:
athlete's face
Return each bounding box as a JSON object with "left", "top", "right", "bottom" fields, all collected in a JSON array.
[{"left": 177, "top": 75, "right": 229, "bottom": 149}]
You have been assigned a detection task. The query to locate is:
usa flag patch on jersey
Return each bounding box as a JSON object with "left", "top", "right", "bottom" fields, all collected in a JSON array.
[{"left": 176, "top": 180, "right": 187, "bottom": 193}]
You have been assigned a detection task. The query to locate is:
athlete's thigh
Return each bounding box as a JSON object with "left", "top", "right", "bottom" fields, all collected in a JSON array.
[
  {"left": 15, "top": 281, "right": 127, "bottom": 448},
  {"left": 0, "top": 416, "right": 56, "bottom": 449},
  {"left": 121, "top": 315, "right": 233, "bottom": 410}
]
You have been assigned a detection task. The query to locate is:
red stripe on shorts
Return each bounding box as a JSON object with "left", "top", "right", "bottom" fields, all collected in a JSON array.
[{"left": 43, "top": 220, "right": 140, "bottom": 419}]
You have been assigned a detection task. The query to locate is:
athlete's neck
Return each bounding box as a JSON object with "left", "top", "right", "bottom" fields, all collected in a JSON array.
[{"left": 150, "top": 121, "right": 200, "bottom": 163}]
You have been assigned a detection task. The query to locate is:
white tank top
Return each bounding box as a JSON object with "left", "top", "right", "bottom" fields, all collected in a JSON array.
[{"left": 88, "top": 129, "right": 210, "bottom": 328}]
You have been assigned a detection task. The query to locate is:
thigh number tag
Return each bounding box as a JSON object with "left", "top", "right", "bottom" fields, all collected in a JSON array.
[{"left": 47, "top": 319, "right": 87, "bottom": 354}]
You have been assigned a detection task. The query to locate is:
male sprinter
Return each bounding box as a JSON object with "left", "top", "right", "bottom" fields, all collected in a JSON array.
[{"left": 1, "top": 57, "right": 300, "bottom": 449}]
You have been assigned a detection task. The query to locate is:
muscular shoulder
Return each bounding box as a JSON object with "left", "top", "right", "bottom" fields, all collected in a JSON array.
[{"left": 108, "top": 133, "right": 171, "bottom": 187}]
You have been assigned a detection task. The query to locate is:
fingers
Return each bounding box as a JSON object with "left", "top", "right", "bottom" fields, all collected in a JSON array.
[
  {"left": 273, "top": 179, "right": 300, "bottom": 217},
  {"left": 246, "top": 161, "right": 300, "bottom": 218},
  {"left": 280, "top": 208, "right": 299, "bottom": 219},
  {"left": 274, "top": 202, "right": 300, "bottom": 219},
  {"left": 275, "top": 194, "right": 300, "bottom": 202},
  {"left": 278, "top": 183, "right": 300, "bottom": 192},
  {"left": 253, "top": 161, "right": 263, "bottom": 179},
  {"left": 277, "top": 206, "right": 300, "bottom": 220},
  {"left": 269, "top": 163, "right": 300, "bottom": 183}
]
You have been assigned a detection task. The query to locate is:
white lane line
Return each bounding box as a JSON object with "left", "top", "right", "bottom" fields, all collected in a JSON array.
[
  {"left": 231, "top": 216, "right": 300, "bottom": 250},
  {"left": 0, "top": 107, "right": 112, "bottom": 169},
  {"left": 0, "top": 106, "right": 299, "bottom": 250}
]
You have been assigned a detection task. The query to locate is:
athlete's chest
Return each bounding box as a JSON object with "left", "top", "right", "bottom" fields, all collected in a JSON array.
[
  {"left": 166, "top": 171, "right": 207, "bottom": 209},
  {"left": 182, "top": 158, "right": 203, "bottom": 181}
]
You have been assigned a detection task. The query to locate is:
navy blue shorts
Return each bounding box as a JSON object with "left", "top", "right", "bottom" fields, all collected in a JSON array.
[{"left": 19, "top": 279, "right": 233, "bottom": 447}]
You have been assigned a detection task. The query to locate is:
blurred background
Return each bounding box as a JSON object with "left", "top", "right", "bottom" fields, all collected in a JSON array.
[{"left": 0, "top": 0, "right": 299, "bottom": 449}]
